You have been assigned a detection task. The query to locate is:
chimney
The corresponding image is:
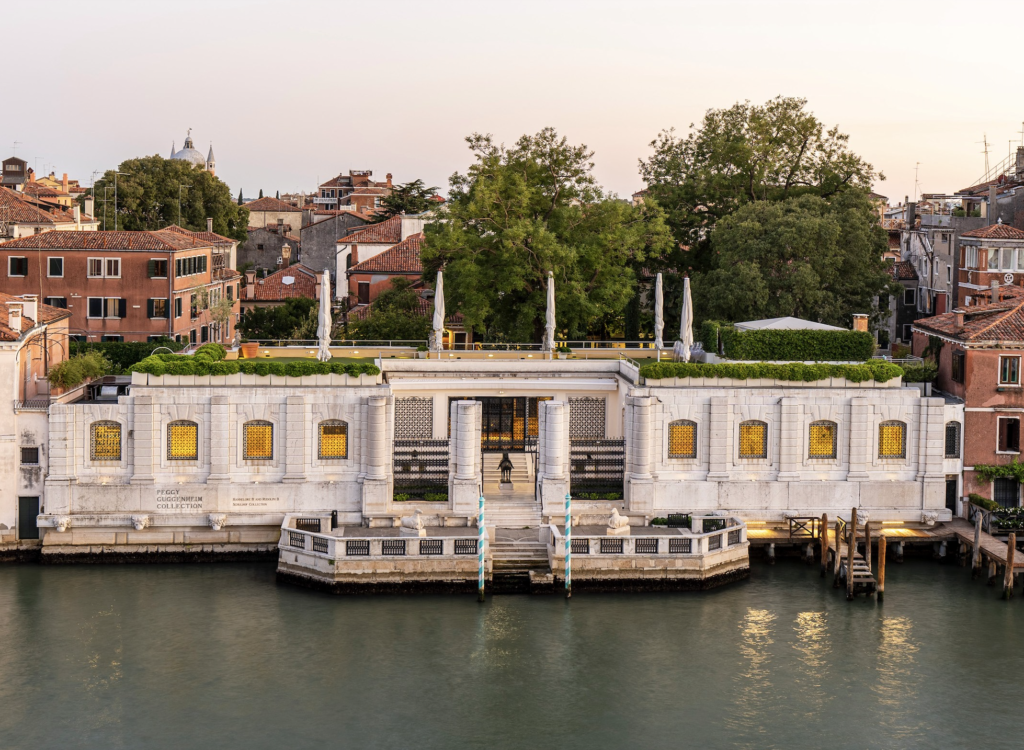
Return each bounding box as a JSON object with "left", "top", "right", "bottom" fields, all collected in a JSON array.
[
  {"left": 62, "top": 173, "right": 68, "bottom": 193},
  {"left": 73, "top": 205, "right": 81, "bottom": 228},
  {"left": 84, "top": 196, "right": 94, "bottom": 217},
  {"left": 851, "top": 313, "right": 868, "bottom": 332},
  {"left": 207, "top": 217, "right": 213, "bottom": 234},
  {"left": 954, "top": 308, "right": 965, "bottom": 328},
  {"left": 277, "top": 218, "right": 284, "bottom": 234},
  {"left": 991, "top": 280, "right": 1000, "bottom": 302},
  {"left": 989, "top": 185, "right": 999, "bottom": 224},
  {"left": 907, "top": 201, "right": 917, "bottom": 229},
  {"left": 20, "top": 294, "right": 37, "bottom": 322},
  {"left": 245, "top": 270, "right": 256, "bottom": 298},
  {"left": 7, "top": 303, "right": 22, "bottom": 334},
  {"left": 281, "top": 244, "right": 291, "bottom": 268},
  {"left": 386, "top": 173, "right": 392, "bottom": 188}
]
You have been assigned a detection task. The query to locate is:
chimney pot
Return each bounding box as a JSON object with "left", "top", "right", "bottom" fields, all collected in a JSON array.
[
  {"left": 7, "top": 303, "right": 22, "bottom": 334},
  {"left": 991, "top": 280, "right": 1000, "bottom": 302},
  {"left": 207, "top": 217, "right": 213, "bottom": 234},
  {"left": 386, "top": 173, "right": 393, "bottom": 188},
  {"left": 954, "top": 308, "right": 965, "bottom": 328}
]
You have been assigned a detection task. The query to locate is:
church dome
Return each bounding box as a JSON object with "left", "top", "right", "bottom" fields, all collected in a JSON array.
[{"left": 171, "top": 134, "right": 209, "bottom": 167}]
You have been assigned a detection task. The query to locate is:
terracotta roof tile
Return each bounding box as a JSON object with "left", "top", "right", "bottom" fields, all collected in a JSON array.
[
  {"left": 348, "top": 233, "right": 423, "bottom": 275},
  {"left": 336, "top": 215, "right": 402, "bottom": 245},
  {"left": 961, "top": 223, "right": 1024, "bottom": 240},
  {"left": 243, "top": 263, "right": 318, "bottom": 301},
  {"left": 0, "top": 187, "right": 77, "bottom": 224},
  {"left": 244, "top": 196, "right": 303, "bottom": 213},
  {"left": 889, "top": 261, "right": 918, "bottom": 281},
  {"left": 0, "top": 229, "right": 210, "bottom": 251},
  {"left": 162, "top": 224, "right": 236, "bottom": 246},
  {"left": 0, "top": 291, "right": 72, "bottom": 341},
  {"left": 914, "top": 289, "right": 1024, "bottom": 342}
]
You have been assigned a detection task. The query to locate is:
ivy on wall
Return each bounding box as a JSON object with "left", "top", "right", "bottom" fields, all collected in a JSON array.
[{"left": 974, "top": 459, "right": 1024, "bottom": 485}]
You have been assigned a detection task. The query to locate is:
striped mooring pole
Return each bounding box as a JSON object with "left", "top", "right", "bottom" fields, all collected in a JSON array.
[
  {"left": 478, "top": 494, "right": 486, "bottom": 602},
  {"left": 565, "top": 492, "right": 572, "bottom": 599}
]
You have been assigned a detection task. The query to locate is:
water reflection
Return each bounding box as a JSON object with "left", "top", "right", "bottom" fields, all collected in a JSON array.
[
  {"left": 873, "top": 615, "right": 922, "bottom": 742},
  {"left": 728, "top": 608, "right": 778, "bottom": 748},
  {"left": 793, "top": 611, "right": 831, "bottom": 716}
]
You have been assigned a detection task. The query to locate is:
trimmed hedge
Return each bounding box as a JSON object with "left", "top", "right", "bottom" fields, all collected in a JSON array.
[
  {"left": 70, "top": 339, "right": 182, "bottom": 373},
  {"left": 718, "top": 328, "right": 876, "bottom": 362},
  {"left": 639, "top": 360, "right": 904, "bottom": 383},
  {"left": 900, "top": 363, "right": 938, "bottom": 383},
  {"left": 194, "top": 342, "right": 226, "bottom": 360},
  {"left": 699, "top": 320, "right": 722, "bottom": 354},
  {"left": 130, "top": 354, "right": 380, "bottom": 378}
]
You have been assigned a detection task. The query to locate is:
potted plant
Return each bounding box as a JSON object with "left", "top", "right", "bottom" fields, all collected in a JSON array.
[
  {"left": 240, "top": 340, "right": 259, "bottom": 359},
  {"left": 416, "top": 344, "right": 429, "bottom": 359},
  {"left": 556, "top": 345, "right": 572, "bottom": 360}
]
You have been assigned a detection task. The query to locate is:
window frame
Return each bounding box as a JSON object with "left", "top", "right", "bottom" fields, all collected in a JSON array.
[
  {"left": 667, "top": 419, "right": 698, "bottom": 460},
  {"left": 87, "top": 297, "right": 104, "bottom": 319},
  {"left": 998, "top": 416, "right": 1021, "bottom": 455},
  {"left": 87, "top": 257, "right": 104, "bottom": 278},
  {"left": 878, "top": 420, "right": 907, "bottom": 460},
  {"left": 945, "top": 421, "right": 961, "bottom": 459},
  {"left": 20, "top": 446, "right": 40, "bottom": 465},
  {"left": 738, "top": 420, "right": 768, "bottom": 460},
  {"left": 318, "top": 420, "right": 349, "bottom": 460},
  {"left": 808, "top": 420, "right": 838, "bottom": 460},
  {"left": 903, "top": 288, "right": 916, "bottom": 306},
  {"left": 243, "top": 420, "right": 274, "bottom": 461},
  {"left": 43, "top": 296, "right": 67, "bottom": 309},
  {"left": 47, "top": 256, "right": 63, "bottom": 278},
  {"left": 8, "top": 256, "right": 28, "bottom": 277},
  {"left": 999, "top": 356, "right": 1021, "bottom": 386},
  {"left": 951, "top": 351, "right": 965, "bottom": 384},
  {"left": 90, "top": 420, "right": 122, "bottom": 462},
  {"left": 167, "top": 420, "right": 199, "bottom": 461}
]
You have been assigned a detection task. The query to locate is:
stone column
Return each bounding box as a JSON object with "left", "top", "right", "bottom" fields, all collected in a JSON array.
[
  {"left": 207, "top": 396, "right": 230, "bottom": 482},
  {"left": 706, "top": 396, "right": 731, "bottom": 481},
  {"left": 130, "top": 395, "right": 154, "bottom": 484},
  {"left": 283, "top": 395, "right": 307, "bottom": 483},
  {"left": 626, "top": 391, "right": 654, "bottom": 513},
  {"left": 450, "top": 400, "right": 482, "bottom": 516},
  {"left": 847, "top": 397, "right": 870, "bottom": 481},
  {"left": 361, "top": 395, "right": 390, "bottom": 516},
  {"left": 539, "top": 400, "right": 569, "bottom": 518},
  {"left": 777, "top": 397, "right": 802, "bottom": 481}
]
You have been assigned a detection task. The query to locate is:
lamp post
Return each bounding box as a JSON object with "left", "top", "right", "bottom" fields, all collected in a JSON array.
[{"left": 114, "top": 171, "right": 130, "bottom": 231}]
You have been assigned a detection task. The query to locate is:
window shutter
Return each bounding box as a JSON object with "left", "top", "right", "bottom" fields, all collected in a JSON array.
[
  {"left": 176, "top": 259, "right": 181, "bottom": 277},
  {"left": 148, "top": 260, "right": 156, "bottom": 278},
  {"left": 147, "top": 299, "right": 154, "bottom": 318},
  {"left": 89, "top": 298, "right": 102, "bottom": 317},
  {"left": 119, "top": 299, "right": 127, "bottom": 319}
]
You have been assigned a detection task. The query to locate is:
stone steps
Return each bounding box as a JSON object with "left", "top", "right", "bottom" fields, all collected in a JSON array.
[{"left": 490, "top": 541, "right": 549, "bottom": 571}]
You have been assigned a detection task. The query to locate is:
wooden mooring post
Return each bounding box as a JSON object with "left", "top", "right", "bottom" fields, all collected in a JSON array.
[
  {"left": 832, "top": 520, "right": 842, "bottom": 588},
  {"left": 877, "top": 536, "right": 886, "bottom": 603},
  {"left": 820, "top": 513, "right": 829, "bottom": 578},
  {"left": 972, "top": 511, "right": 983, "bottom": 578},
  {"left": 1004, "top": 533, "right": 1017, "bottom": 600},
  {"left": 864, "top": 522, "right": 872, "bottom": 573},
  {"left": 847, "top": 508, "right": 857, "bottom": 601}
]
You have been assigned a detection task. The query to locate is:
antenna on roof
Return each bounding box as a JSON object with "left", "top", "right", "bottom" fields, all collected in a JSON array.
[
  {"left": 978, "top": 134, "right": 990, "bottom": 177},
  {"left": 11, "top": 141, "right": 21, "bottom": 157}
]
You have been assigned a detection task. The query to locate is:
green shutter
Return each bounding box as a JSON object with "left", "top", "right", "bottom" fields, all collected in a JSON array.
[
  {"left": 147, "top": 260, "right": 156, "bottom": 278},
  {"left": 119, "top": 299, "right": 127, "bottom": 318},
  {"left": 147, "top": 299, "right": 154, "bottom": 318}
]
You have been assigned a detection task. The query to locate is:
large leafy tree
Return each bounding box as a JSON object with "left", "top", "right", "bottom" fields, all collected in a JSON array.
[
  {"left": 237, "top": 297, "right": 316, "bottom": 340},
  {"left": 370, "top": 179, "right": 441, "bottom": 222},
  {"left": 695, "top": 191, "right": 896, "bottom": 327},
  {"left": 348, "top": 278, "right": 431, "bottom": 341},
  {"left": 89, "top": 155, "right": 249, "bottom": 241},
  {"left": 422, "top": 128, "right": 672, "bottom": 341},
  {"left": 639, "top": 96, "right": 881, "bottom": 276}
]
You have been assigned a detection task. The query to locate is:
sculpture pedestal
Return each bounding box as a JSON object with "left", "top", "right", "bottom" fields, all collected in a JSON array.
[
  {"left": 605, "top": 525, "right": 631, "bottom": 536},
  {"left": 499, "top": 482, "right": 514, "bottom": 494},
  {"left": 399, "top": 526, "right": 427, "bottom": 537}
]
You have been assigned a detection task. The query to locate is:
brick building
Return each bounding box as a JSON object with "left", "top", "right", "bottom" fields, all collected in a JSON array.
[
  {"left": 333, "top": 214, "right": 424, "bottom": 298},
  {"left": 955, "top": 222, "right": 1024, "bottom": 307},
  {"left": 913, "top": 287, "right": 1024, "bottom": 507},
  {"left": 346, "top": 232, "right": 424, "bottom": 306},
  {"left": 0, "top": 230, "right": 240, "bottom": 345},
  {"left": 314, "top": 170, "right": 392, "bottom": 212},
  {"left": 240, "top": 263, "right": 319, "bottom": 315}
]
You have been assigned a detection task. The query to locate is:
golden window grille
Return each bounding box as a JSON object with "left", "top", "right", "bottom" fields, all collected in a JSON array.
[
  {"left": 91, "top": 421, "right": 122, "bottom": 461},
  {"left": 878, "top": 421, "right": 906, "bottom": 459},
  {"left": 808, "top": 422, "right": 837, "bottom": 459},
  {"left": 668, "top": 421, "right": 697, "bottom": 458},
  {"left": 167, "top": 421, "right": 198, "bottom": 461},
  {"left": 738, "top": 421, "right": 767, "bottom": 459},
  {"left": 243, "top": 421, "right": 273, "bottom": 460},
  {"left": 319, "top": 421, "right": 348, "bottom": 459}
]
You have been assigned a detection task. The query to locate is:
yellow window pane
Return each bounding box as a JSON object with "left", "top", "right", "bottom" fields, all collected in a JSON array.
[
  {"left": 91, "top": 422, "right": 121, "bottom": 461},
  {"left": 808, "top": 423, "right": 836, "bottom": 459},
  {"left": 319, "top": 423, "right": 348, "bottom": 459},
  {"left": 879, "top": 422, "right": 905, "bottom": 458},
  {"left": 168, "top": 422, "right": 198, "bottom": 460},
  {"left": 739, "top": 422, "right": 767, "bottom": 459},
  {"left": 244, "top": 423, "right": 273, "bottom": 460},
  {"left": 668, "top": 422, "right": 696, "bottom": 458}
]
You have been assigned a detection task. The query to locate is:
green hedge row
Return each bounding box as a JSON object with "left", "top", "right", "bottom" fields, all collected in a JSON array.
[
  {"left": 900, "top": 363, "right": 938, "bottom": 383},
  {"left": 130, "top": 354, "right": 380, "bottom": 378},
  {"left": 699, "top": 320, "right": 722, "bottom": 353},
  {"left": 639, "top": 360, "right": 904, "bottom": 383},
  {"left": 719, "top": 328, "right": 875, "bottom": 362},
  {"left": 70, "top": 339, "right": 182, "bottom": 373}
]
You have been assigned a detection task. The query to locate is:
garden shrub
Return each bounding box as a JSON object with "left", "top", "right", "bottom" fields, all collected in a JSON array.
[
  {"left": 47, "top": 351, "right": 110, "bottom": 390},
  {"left": 719, "top": 327, "right": 876, "bottom": 362},
  {"left": 130, "top": 354, "right": 380, "bottom": 378},
  {"left": 639, "top": 360, "right": 903, "bottom": 383}
]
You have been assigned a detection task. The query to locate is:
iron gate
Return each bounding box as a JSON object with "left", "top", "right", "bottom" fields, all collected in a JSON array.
[
  {"left": 569, "top": 439, "right": 625, "bottom": 497},
  {"left": 393, "top": 439, "right": 449, "bottom": 498}
]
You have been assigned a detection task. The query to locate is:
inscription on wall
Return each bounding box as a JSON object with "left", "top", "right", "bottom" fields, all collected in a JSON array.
[
  {"left": 155, "top": 488, "right": 204, "bottom": 510},
  {"left": 231, "top": 498, "right": 277, "bottom": 508}
]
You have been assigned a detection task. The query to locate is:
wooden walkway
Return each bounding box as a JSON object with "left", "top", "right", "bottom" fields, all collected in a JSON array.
[
  {"left": 949, "top": 517, "right": 1024, "bottom": 568},
  {"left": 829, "top": 537, "right": 876, "bottom": 593}
]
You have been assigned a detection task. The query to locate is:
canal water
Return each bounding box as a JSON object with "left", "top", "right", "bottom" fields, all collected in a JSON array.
[{"left": 0, "top": 560, "right": 1018, "bottom": 750}]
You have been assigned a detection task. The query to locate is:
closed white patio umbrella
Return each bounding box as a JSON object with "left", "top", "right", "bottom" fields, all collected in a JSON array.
[
  {"left": 675, "top": 275, "right": 693, "bottom": 362},
  {"left": 433, "top": 270, "right": 445, "bottom": 359},
  {"left": 654, "top": 272, "right": 664, "bottom": 360},
  {"left": 545, "top": 271, "right": 555, "bottom": 358},
  {"left": 317, "top": 269, "right": 332, "bottom": 362}
]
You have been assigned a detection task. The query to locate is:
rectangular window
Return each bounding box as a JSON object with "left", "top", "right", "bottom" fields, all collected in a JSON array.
[
  {"left": 999, "top": 417, "right": 1021, "bottom": 453},
  {"left": 167, "top": 422, "right": 198, "bottom": 461},
  {"left": 201, "top": 325, "right": 208, "bottom": 343},
  {"left": 174, "top": 297, "right": 182, "bottom": 318},
  {"left": 947, "top": 266, "right": 953, "bottom": 282},
  {"left": 44, "top": 296, "right": 67, "bottom": 309},
  {"left": 190, "top": 293, "right": 197, "bottom": 319},
  {"left": 104, "top": 298, "right": 125, "bottom": 318},
  {"left": 148, "top": 259, "right": 168, "bottom": 278},
  {"left": 945, "top": 422, "right": 961, "bottom": 459},
  {"left": 738, "top": 422, "right": 767, "bottom": 459},
  {"left": 902, "top": 324, "right": 912, "bottom": 342},
  {"left": 243, "top": 422, "right": 274, "bottom": 460},
  {"left": 189, "top": 329, "right": 196, "bottom": 344},
  {"left": 47, "top": 257, "right": 63, "bottom": 277},
  {"left": 319, "top": 422, "right": 348, "bottom": 459},
  {"left": 87, "top": 297, "right": 103, "bottom": 318},
  {"left": 903, "top": 288, "right": 916, "bottom": 306},
  {"left": 87, "top": 258, "right": 104, "bottom": 277},
  {"left": 878, "top": 422, "right": 907, "bottom": 459},
  {"left": 8, "top": 256, "right": 28, "bottom": 276},
  {"left": 989, "top": 249, "right": 999, "bottom": 270},
  {"left": 668, "top": 421, "right": 697, "bottom": 459},
  {"left": 808, "top": 422, "right": 837, "bottom": 459},
  {"left": 952, "top": 351, "right": 965, "bottom": 384},
  {"left": 358, "top": 282, "right": 370, "bottom": 304},
  {"left": 1000, "top": 356, "right": 1020, "bottom": 385},
  {"left": 965, "top": 247, "right": 978, "bottom": 268},
  {"left": 226, "top": 284, "right": 233, "bottom": 301},
  {"left": 1004, "top": 249, "right": 1015, "bottom": 271},
  {"left": 101, "top": 335, "right": 123, "bottom": 342},
  {"left": 149, "top": 298, "right": 168, "bottom": 318},
  {"left": 20, "top": 446, "right": 39, "bottom": 465},
  {"left": 90, "top": 422, "right": 122, "bottom": 461}
]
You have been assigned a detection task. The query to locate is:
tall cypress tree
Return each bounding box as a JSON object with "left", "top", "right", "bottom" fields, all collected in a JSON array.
[
  {"left": 259, "top": 189, "right": 263, "bottom": 199},
  {"left": 237, "top": 189, "right": 243, "bottom": 205}
]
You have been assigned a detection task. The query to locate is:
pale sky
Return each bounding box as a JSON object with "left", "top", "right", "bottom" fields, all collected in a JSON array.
[{"left": 6, "top": 0, "right": 1023, "bottom": 204}]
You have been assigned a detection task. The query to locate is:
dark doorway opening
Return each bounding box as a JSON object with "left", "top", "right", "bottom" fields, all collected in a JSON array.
[{"left": 18, "top": 496, "right": 39, "bottom": 540}]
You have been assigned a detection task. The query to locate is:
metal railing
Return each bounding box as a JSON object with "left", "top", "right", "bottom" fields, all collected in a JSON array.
[
  {"left": 393, "top": 439, "right": 450, "bottom": 498},
  {"left": 548, "top": 517, "right": 747, "bottom": 558},
  {"left": 14, "top": 399, "right": 51, "bottom": 412},
  {"left": 788, "top": 517, "right": 819, "bottom": 540},
  {"left": 569, "top": 438, "right": 625, "bottom": 497}
]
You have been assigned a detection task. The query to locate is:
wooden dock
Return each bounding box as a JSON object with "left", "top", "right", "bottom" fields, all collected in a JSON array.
[{"left": 948, "top": 517, "right": 1024, "bottom": 569}]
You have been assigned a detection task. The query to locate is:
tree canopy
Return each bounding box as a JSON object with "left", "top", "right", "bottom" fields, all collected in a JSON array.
[
  {"left": 639, "top": 96, "right": 881, "bottom": 276},
  {"left": 694, "top": 191, "right": 896, "bottom": 327},
  {"left": 89, "top": 155, "right": 249, "bottom": 241},
  {"left": 370, "top": 179, "right": 442, "bottom": 222},
  {"left": 348, "top": 278, "right": 431, "bottom": 341},
  {"left": 422, "top": 128, "right": 672, "bottom": 341},
  {"left": 237, "top": 297, "right": 316, "bottom": 341}
]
